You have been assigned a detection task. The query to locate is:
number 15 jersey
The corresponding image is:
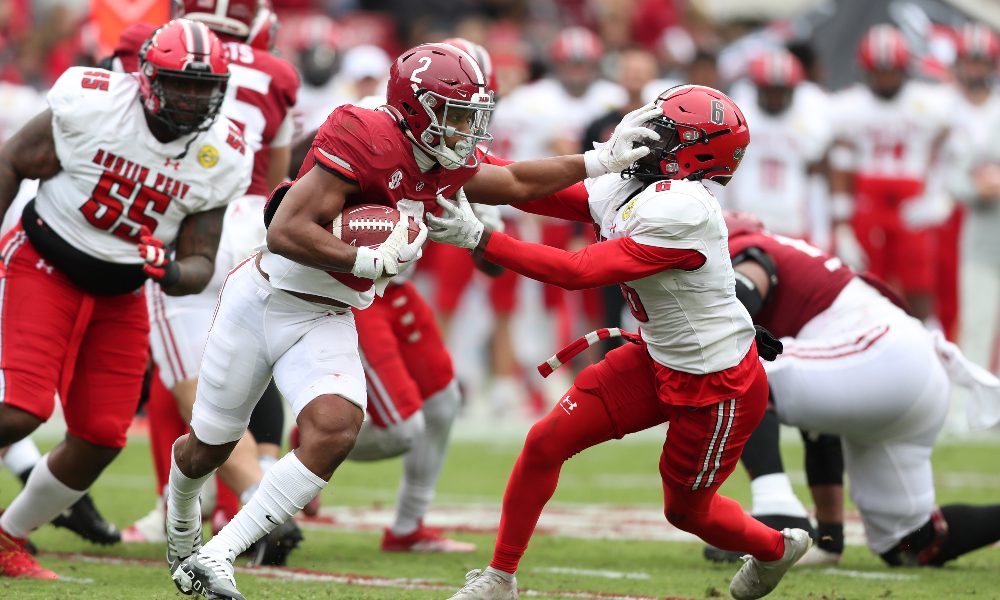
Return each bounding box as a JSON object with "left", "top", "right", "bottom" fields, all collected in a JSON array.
[{"left": 36, "top": 66, "right": 252, "bottom": 265}]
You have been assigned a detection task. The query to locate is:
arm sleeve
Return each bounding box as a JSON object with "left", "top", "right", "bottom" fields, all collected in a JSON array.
[
  {"left": 483, "top": 232, "right": 705, "bottom": 290},
  {"left": 479, "top": 154, "right": 592, "bottom": 222}
]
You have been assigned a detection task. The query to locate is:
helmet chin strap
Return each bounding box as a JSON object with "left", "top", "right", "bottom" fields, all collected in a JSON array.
[{"left": 410, "top": 140, "right": 437, "bottom": 172}]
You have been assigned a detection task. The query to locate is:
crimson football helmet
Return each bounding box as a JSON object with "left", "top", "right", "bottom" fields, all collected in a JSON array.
[
  {"left": 748, "top": 48, "right": 804, "bottom": 88},
  {"left": 442, "top": 37, "right": 496, "bottom": 95},
  {"left": 858, "top": 24, "right": 911, "bottom": 71},
  {"left": 956, "top": 22, "right": 1000, "bottom": 62},
  {"left": 625, "top": 85, "right": 749, "bottom": 185},
  {"left": 549, "top": 27, "right": 603, "bottom": 64},
  {"left": 139, "top": 19, "right": 230, "bottom": 136},
  {"left": 723, "top": 210, "right": 765, "bottom": 238},
  {"left": 176, "top": 0, "right": 276, "bottom": 47},
  {"left": 386, "top": 43, "right": 494, "bottom": 169},
  {"left": 246, "top": 0, "right": 278, "bottom": 51}
]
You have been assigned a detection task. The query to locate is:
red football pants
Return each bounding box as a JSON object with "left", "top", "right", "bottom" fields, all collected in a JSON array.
[
  {"left": 354, "top": 282, "right": 455, "bottom": 427},
  {"left": 489, "top": 343, "right": 783, "bottom": 574},
  {"left": 0, "top": 228, "right": 147, "bottom": 448}
]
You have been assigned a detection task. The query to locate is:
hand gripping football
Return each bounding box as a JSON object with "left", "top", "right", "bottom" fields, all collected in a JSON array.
[{"left": 330, "top": 204, "right": 421, "bottom": 248}]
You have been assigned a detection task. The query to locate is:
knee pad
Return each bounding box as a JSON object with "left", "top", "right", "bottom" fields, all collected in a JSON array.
[{"left": 348, "top": 411, "right": 425, "bottom": 462}]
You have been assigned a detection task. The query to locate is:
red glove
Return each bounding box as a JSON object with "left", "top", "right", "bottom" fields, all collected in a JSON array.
[{"left": 137, "top": 227, "right": 180, "bottom": 286}]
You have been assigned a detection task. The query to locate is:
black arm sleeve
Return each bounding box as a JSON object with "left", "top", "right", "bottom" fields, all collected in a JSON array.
[{"left": 734, "top": 270, "right": 764, "bottom": 317}]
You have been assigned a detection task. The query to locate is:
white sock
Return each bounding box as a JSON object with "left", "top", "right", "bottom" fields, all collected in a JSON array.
[
  {"left": 202, "top": 451, "right": 325, "bottom": 559},
  {"left": 391, "top": 380, "right": 459, "bottom": 536},
  {"left": 2, "top": 437, "right": 42, "bottom": 477},
  {"left": 167, "top": 443, "right": 213, "bottom": 528},
  {"left": 258, "top": 454, "right": 277, "bottom": 473},
  {"left": 485, "top": 566, "right": 514, "bottom": 581},
  {"left": 0, "top": 454, "right": 85, "bottom": 539},
  {"left": 750, "top": 473, "right": 810, "bottom": 518}
]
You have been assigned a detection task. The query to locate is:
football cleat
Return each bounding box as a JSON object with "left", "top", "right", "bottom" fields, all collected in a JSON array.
[
  {"left": 166, "top": 505, "right": 204, "bottom": 588},
  {"left": 123, "top": 498, "right": 167, "bottom": 543},
  {"left": 246, "top": 518, "right": 304, "bottom": 567},
  {"left": 381, "top": 521, "right": 476, "bottom": 553},
  {"left": 172, "top": 551, "right": 245, "bottom": 600},
  {"left": 447, "top": 568, "right": 518, "bottom": 600},
  {"left": 0, "top": 528, "right": 58, "bottom": 579},
  {"left": 51, "top": 493, "right": 122, "bottom": 545},
  {"left": 729, "top": 528, "right": 812, "bottom": 600},
  {"left": 704, "top": 515, "right": 814, "bottom": 563}
]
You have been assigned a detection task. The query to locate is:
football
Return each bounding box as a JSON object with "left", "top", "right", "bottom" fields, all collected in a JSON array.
[{"left": 329, "top": 204, "right": 421, "bottom": 248}]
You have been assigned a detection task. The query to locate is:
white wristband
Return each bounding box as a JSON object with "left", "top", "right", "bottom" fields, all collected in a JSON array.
[
  {"left": 584, "top": 148, "right": 608, "bottom": 179},
  {"left": 351, "top": 246, "right": 384, "bottom": 280}
]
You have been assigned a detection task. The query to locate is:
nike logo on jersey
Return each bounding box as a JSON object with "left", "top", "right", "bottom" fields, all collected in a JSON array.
[{"left": 436, "top": 185, "right": 451, "bottom": 196}]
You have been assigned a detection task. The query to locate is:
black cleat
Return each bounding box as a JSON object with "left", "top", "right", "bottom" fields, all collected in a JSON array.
[
  {"left": 704, "top": 515, "right": 815, "bottom": 563},
  {"left": 246, "top": 518, "right": 303, "bottom": 567},
  {"left": 51, "top": 493, "right": 122, "bottom": 545}
]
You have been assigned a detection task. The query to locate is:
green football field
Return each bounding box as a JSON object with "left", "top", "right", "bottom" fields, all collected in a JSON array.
[{"left": 2, "top": 429, "right": 999, "bottom": 600}]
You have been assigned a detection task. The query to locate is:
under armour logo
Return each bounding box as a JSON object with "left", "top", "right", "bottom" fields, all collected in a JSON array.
[
  {"left": 560, "top": 394, "right": 577, "bottom": 415},
  {"left": 35, "top": 259, "right": 53, "bottom": 274},
  {"left": 164, "top": 157, "right": 181, "bottom": 171}
]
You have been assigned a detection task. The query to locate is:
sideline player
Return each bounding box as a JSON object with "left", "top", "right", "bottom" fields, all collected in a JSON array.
[
  {"left": 717, "top": 211, "right": 1000, "bottom": 567},
  {"left": 431, "top": 85, "right": 811, "bottom": 600},
  {"left": 165, "top": 42, "right": 657, "bottom": 599},
  {"left": 0, "top": 19, "right": 251, "bottom": 579}
]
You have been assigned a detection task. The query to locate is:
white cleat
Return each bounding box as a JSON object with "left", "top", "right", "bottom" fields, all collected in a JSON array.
[
  {"left": 122, "top": 499, "right": 167, "bottom": 544},
  {"left": 730, "top": 528, "right": 812, "bottom": 600},
  {"left": 795, "top": 546, "right": 841, "bottom": 567},
  {"left": 165, "top": 503, "right": 203, "bottom": 589},
  {"left": 173, "top": 550, "right": 245, "bottom": 600},
  {"left": 447, "top": 568, "right": 518, "bottom": 600}
]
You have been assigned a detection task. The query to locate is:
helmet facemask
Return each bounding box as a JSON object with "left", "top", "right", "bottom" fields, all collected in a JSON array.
[
  {"left": 624, "top": 116, "right": 736, "bottom": 184},
  {"left": 144, "top": 64, "right": 228, "bottom": 137},
  {"left": 415, "top": 89, "right": 494, "bottom": 170}
]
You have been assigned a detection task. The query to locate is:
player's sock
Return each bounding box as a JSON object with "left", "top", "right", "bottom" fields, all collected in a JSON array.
[
  {"left": 202, "top": 451, "right": 325, "bottom": 558},
  {"left": 148, "top": 371, "right": 188, "bottom": 494},
  {"left": 3, "top": 438, "right": 41, "bottom": 483},
  {"left": 391, "top": 380, "right": 460, "bottom": 536},
  {"left": 816, "top": 521, "right": 844, "bottom": 554},
  {"left": 258, "top": 455, "right": 277, "bottom": 474},
  {"left": 931, "top": 504, "right": 1000, "bottom": 564},
  {"left": 216, "top": 480, "right": 241, "bottom": 516},
  {"left": 485, "top": 566, "right": 514, "bottom": 582},
  {"left": 490, "top": 386, "right": 616, "bottom": 574},
  {"left": 167, "top": 443, "right": 213, "bottom": 528},
  {"left": 0, "top": 454, "right": 86, "bottom": 539},
  {"left": 750, "top": 473, "right": 810, "bottom": 518}
]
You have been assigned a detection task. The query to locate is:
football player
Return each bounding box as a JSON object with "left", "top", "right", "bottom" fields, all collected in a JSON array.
[
  {"left": 0, "top": 19, "right": 252, "bottom": 579},
  {"left": 165, "top": 42, "right": 656, "bottom": 600},
  {"left": 720, "top": 211, "right": 1000, "bottom": 567},
  {"left": 430, "top": 85, "right": 811, "bottom": 600}
]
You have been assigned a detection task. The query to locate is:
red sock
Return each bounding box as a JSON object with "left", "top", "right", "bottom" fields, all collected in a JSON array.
[
  {"left": 147, "top": 367, "right": 188, "bottom": 495},
  {"left": 663, "top": 481, "right": 785, "bottom": 561},
  {"left": 490, "top": 386, "right": 615, "bottom": 574},
  {"left": 215, "top": 479, "right": 240, "bottom": 518}
]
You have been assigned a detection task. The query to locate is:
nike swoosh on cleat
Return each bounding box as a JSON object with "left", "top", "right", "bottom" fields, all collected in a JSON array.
[{"left": 265, "top": 515, "right": 279, "bottom": 526}]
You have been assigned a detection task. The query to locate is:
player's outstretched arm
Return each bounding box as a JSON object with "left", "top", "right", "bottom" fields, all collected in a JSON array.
[
  {"left": 266, "top": 165, "right": 359, "bottom": 271},
  {"left": 0, "top": 109, "right": 61, "bottom": 219}
]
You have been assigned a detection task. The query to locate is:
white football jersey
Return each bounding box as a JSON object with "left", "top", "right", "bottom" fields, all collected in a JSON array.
[
  {"left": 490, "top": 78, "right": 626, "bottom": 160},
  {"left": 723, "top": 86, "right": 832, "bottom": 238},
  {"left": 830, "top": 80, "right": 951, "bottom": 180},
  {"left": 0, "top": 81, "right": 45, "bottom": 144},
  {"left": 36, "top": 67, "right": 252, "bottom": 264},
  {"left": 587, "top": 176, "right": 755, "bottom": 374},
  {"left": 941, "top": 86, "right": 1000, "bottom": 159}
]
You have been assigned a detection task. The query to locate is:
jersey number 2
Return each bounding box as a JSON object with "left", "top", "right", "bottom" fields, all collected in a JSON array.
[{"left": 80, "top": 171, "right": 171, "bottom": 242}]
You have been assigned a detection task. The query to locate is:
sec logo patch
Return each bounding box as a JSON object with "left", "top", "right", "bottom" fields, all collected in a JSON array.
[{"left": 197, "top": 145, "right": 220, "bottom": 168}]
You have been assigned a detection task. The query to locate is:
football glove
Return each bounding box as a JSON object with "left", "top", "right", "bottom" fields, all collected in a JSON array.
[
  {"left": 585, "top": 102, "right": 662, "bottom": 177},
  {"left": 426, "top": 188, "right": 485, "bottom": 249},
  {"left": 136, "top": 227, "right": 180, "bottom": 286},
  {"left": 351, "top": 218, "right": 428, "bottom": 280}
]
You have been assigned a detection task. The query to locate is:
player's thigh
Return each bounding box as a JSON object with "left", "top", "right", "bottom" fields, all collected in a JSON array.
[
  {"left": 843, "top": 439, "right": 936, "bottom": 553},
  {"left": 0, "top": 230, "right": 81, "bottom": 422},
  {"left": 273, "top": 310, "right": 366, "bottom": 421},
  {"left": 891, "top": 227, "right": 935, "bottom": 293},
  {"left": 354, "top": 299, "right": 423, "bottom": 427},
  {"left": 659, "top": 362, "right": 768, "bottom": 491},
  {"left": 63, "top": 289, "right": 149, "bottom": 448},
  {"left": 388, "top": 283, "right": 455, "bottom": 399},
  {"left": 574, "top": 342, "right": 665, "bottom": 439},
  {"left": 147, "top": 282, "right": 214, "bottom": 389}
]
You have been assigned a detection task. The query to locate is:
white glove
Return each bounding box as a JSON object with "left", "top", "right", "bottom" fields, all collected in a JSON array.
[
  {"left": 426, "top": 189, "right": 485, "bottom": 249},
  {"left": 834, "top": 223, "right": 866, "bottom": 271},
  {"left": 471, "top": 203, "right": 504, "bottom": 233},
  {"left": 901, "top": 194, "right": 954, "bottom": 230},
  {"left": 351, "top": 218, "right": 428, "bottom": 279},
  {"left": 584, "top": 102, "right": 662, "bottom": 177}
]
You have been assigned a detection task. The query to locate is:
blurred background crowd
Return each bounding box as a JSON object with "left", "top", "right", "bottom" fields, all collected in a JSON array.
[{"left": 2, "top": 0, "right": 999, "bottom": 428}]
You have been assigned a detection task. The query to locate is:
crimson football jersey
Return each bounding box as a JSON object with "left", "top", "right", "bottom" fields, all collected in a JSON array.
[{"left": 728, "top": 232, "right": 855, "bottom": 338}]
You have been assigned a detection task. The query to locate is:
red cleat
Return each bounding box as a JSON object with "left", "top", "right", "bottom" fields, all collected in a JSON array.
[
  {"left": 290, "top": 427, "right": 322, "bottom": 517},
  {"left": 0, "top": 528, "right": 58, "bottom": 579},
  {"left": 381, "top": 521, "right": 476, "bottom": 553}
]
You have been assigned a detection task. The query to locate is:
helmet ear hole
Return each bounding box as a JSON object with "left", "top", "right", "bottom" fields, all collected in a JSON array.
[{"left": 695, "top": 154, "right": 713, "bottom": 162}]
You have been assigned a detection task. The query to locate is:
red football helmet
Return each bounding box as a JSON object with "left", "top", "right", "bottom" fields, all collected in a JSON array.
[
  {"left": 177, "top": 0, "right": 274, "bottom": 47},
  {"left": 858, "top": 24, "right": 911, "bottom": 71},
  {"left": 386, "top": 43, "right": 494, "bottom": 169},
  {"left": 139, "top": 19, "right": 230, "bottom": 136},
  {"left": 626, "top": 85, "right": 750, "bottom": 185},
  {"left": 549, "top": 27, "right": 603, "bottom": 64},
  {"left": 723, "top": 210, "right": 765, "bottom": 238},
  {"left": 442, "top": 37, "right": 496, "bottom": 94},
  {"left": 246, "top": 0, "right": 278, "bottom": 51},
  {"left": 957, "top": 22, "right": 1000, "bottom": 62},
  {"left": 748, "top": 48, "right": 804, "bottom": 88}
]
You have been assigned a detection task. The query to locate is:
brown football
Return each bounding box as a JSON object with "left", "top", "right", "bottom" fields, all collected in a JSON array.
[{"left": 330, "top": 204, "right": 420, "bottom": 248}]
